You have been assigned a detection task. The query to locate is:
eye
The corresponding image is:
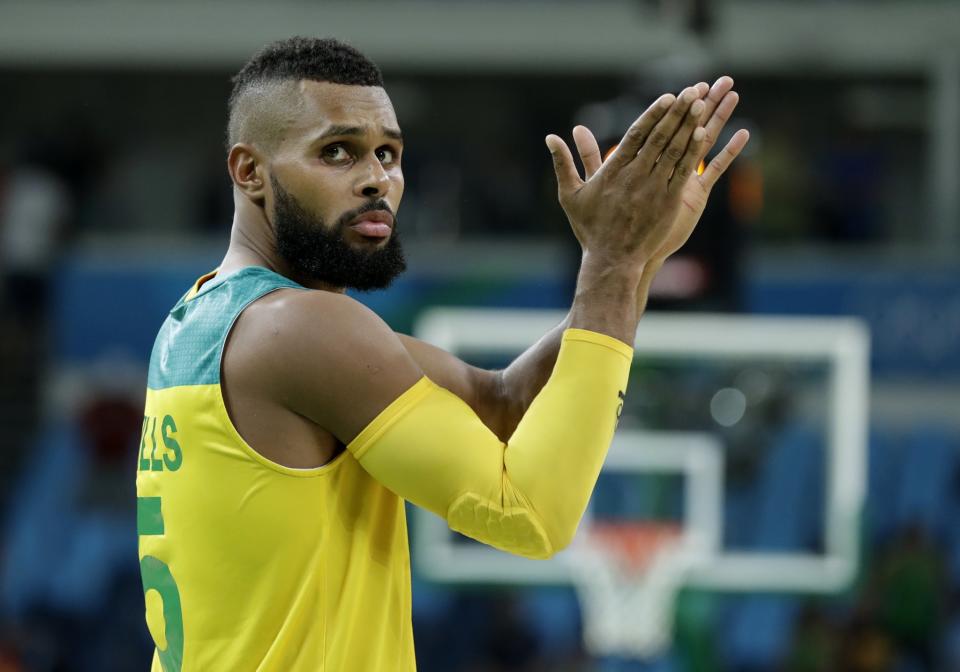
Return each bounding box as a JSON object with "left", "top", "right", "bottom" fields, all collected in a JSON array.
[
  {"left": 376, "top": 147, "right": 396, "bottom": 165},
  {"left": 322, "top": 144, "right": 350, "bottom": 163}
]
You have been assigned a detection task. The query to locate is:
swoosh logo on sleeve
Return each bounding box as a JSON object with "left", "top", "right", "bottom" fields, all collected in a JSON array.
[{"left": 615, "top": 390, "right": 625, "bottom": 427}]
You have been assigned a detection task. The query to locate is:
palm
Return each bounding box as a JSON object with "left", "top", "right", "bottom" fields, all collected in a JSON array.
[{"left": 654, "top": 171, "right": 712, "bottom": 261}]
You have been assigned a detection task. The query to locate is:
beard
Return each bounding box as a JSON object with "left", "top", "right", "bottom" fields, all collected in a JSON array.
[{"left": 270, "top": 175, "right": 407, "bottom": 291}]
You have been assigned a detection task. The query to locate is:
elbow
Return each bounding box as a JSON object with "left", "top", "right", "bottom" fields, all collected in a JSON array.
[
  {"left": 545, "top": 522, "right": 578, "bottom": 558},
  {"left": 516, "top": 528, "right": 574, "bottom": 561},
  {"left": 505, "top": 509, "right": 580, "bottom": 561},
  {"left": 514, "top": 520, "right": 578, "bottom": 561},
  {"left": 518, "top": 509, "right": 580, "bottom": 560},
  {"left": 446, "top": 493, "right": 580, "bottom": 561},
  {"left": 494, "top": 525, "right": 569, "bottom": 561},
  {"left": 512, "top": 539, "right": 560, "bottom": 561}
]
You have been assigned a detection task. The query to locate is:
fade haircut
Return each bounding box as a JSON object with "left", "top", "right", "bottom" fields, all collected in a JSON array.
[{"left": 227, "top": 37, "right": 384, "bottom": 151}]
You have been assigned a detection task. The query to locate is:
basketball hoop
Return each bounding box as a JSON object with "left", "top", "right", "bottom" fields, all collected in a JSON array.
[{"left": 567, "top": 521, "right": 694, "bottom": 659}]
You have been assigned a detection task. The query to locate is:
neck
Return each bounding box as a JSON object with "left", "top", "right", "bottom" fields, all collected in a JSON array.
[{"left": 218, "top": 189, "right": 346, "bottom": 294}]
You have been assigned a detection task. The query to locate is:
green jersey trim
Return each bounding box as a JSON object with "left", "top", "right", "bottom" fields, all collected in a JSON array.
[{"left": 147, "top": 266, "right": 304, "bottom": 390}]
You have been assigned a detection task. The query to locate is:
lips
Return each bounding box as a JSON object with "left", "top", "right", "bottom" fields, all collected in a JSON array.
[
  {"left": 350, "top": 221, "right": 392, "bottom": 238},
  {"left": 349, "top": 210, "right": 394, "bottom": 239}
]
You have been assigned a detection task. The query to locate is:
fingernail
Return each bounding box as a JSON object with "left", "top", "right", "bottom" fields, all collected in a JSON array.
[
  {"left": 659, "top": 94, "right": 675, "bottom": 109},
  {"left": 691, "top": 99, "right": 705, "bottom": 115},
  {"left": 693, "top": 127, "right": 706, "bottom": 141}
]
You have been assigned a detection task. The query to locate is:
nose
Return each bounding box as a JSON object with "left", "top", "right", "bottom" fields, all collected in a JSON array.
[{"left": 355, "top": 156, "right": 391, "bottom": 199}]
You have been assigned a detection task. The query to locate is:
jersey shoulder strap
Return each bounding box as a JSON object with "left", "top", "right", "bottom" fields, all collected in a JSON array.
[{"left": 147, "top": 266, "right": 304, "bottom": 390}]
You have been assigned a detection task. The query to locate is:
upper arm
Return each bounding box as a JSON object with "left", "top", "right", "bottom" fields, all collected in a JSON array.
[
  {"left": 230, "top": 289, "right": 425, "bottom": 444},
  {"left": 396, "top": 334, "right": 509, "bottom": 440}
]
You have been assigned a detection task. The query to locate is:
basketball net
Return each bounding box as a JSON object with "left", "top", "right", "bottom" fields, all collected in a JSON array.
[{"left": 567, "top": 521, "right": 691, "bottom": 659}]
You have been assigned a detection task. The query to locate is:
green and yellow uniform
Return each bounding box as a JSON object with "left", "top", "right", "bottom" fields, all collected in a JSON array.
[
  {"left": 137, "top": 267, "right": 415, "bottom": 671},
  {"left": 137, "top": 266, "right": 633, "bottom": 671}
]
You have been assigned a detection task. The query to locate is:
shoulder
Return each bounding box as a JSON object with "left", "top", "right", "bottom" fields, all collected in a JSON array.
[
  {"left": 239, "top": 287, "right": 391, "bottom": 345},
  {"left": 230, "top": 288, "right": 408, "bottom": 378},
  {"left": 224, "top": 288, "right": 422, "bottom": 440}
]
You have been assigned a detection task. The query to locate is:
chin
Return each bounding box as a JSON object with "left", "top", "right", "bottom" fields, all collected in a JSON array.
[{"left": 352, "top": 236, "right": 391, "bottom": 248}]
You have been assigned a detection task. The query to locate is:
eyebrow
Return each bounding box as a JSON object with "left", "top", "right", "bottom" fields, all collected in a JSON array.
[{"left": 314, "top": 124, "right": 403, "bottom": 143}]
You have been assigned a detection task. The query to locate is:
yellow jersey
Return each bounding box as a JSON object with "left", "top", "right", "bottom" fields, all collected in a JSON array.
[{"left": 136, "top": 266, "right": 415, "bottom": 671}]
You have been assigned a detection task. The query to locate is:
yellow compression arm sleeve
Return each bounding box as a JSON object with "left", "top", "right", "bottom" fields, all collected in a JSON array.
[{"left": 346, "top": 328, "right": 633, "bottom": 559}]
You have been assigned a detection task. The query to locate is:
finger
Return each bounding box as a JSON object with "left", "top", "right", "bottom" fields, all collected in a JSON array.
[
  {"left": 606, "top": 93, "right": 675, "bottom": 170},
  {"left": 572, "top": 125, "right": 603, "bottom": 180},
  {"left": 700, "top": 76, "right": 734, "bottom": 125},
  {"left": 545, "top": 134, "right": 582, "bottom": 196},
  {"left": 634, "top": 86, "right": 700, "bottom": 174},
  {"left": 679, "top": 81, "right": 708, "bottom": 101},
  {"left": 701, "top": 91, "right": 740, "bottom": 158},
  {"left": 700, "top": 129, "right": 750, "bottom": 189},
  {"left": 669, "top": 126, "right": 706, "bottom": 189},
  {"left": 651, "top": 96, "right": 706, "bottom": 178}
]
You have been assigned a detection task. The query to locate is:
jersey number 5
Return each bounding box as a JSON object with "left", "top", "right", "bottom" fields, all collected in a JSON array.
[{"left": 138, "top": 496, "right": 184, "bottom": 672}]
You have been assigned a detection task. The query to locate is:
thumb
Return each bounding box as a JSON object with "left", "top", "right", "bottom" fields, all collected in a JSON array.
[{"left": 545, "top": 134, "right": 581, "bottom": 196}]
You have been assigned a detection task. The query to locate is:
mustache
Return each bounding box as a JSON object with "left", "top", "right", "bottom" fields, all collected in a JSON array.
[{"left": 334, "top": 200, "right": 395, "bottom": 229}]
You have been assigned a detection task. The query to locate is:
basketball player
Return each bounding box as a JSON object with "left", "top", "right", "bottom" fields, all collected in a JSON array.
[{"left": 136, "top": 37, "right": 748, "bottom": 671}]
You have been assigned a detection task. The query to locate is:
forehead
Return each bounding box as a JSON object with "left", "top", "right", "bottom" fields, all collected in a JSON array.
[{"left": 288, "top": 80, "right": 398, "bottom": 140}]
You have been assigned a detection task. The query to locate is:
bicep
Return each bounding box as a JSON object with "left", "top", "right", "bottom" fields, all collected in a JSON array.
[{"left": 250, "top": 292, "right": 426, "bottom": 444}]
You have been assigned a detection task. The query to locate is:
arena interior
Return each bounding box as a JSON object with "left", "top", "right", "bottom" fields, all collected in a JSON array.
[{"left": 1, "top": 1, "right": 959, "bottom": 670}]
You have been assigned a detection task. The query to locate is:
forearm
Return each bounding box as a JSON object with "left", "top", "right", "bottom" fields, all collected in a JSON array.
[
  {"left": 568, "top": 252, "right": 643, "bottom": 344},
  {"left": 496, "top": 255, "right": 656, "bottom": 437},
  {"left": 496, "top": 316, "right": 569, "bottom": 435},
  {"left": 636, "top": 258, "right": 664, "bottom": 315}
]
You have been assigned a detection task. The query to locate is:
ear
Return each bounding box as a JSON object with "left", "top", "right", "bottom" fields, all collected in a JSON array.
[{"left": 227, "top": 143, "right": 267, "bottom": 202}]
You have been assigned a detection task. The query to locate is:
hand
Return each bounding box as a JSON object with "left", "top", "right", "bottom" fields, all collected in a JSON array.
[
  {"left": 546, "top": 86, "right": 708, "bottom": 268},
  {"left": 570, "top": 77, "right": 751, "bottom": 265}
]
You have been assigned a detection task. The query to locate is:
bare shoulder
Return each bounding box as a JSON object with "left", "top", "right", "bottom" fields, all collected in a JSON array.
[
  {"left": 234, "top": 288, "right": 395, "bottom": 361},
  {"left": 224, "top": 288, "right": 423, "bottom": 443}
]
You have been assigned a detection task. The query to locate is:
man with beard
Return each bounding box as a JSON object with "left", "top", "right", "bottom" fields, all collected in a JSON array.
[{"left": 136, "top": 37, "right": 747, "bottom": 671}]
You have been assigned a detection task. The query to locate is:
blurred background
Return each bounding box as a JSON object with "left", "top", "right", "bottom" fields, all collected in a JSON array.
[{"left": 1, "top": 0, "right": 959, "bottom": 670}]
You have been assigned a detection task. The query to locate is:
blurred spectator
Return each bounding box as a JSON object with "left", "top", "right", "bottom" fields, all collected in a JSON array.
[
  {"left": 874, "top": 524, "right": 948, "bottom": 670},
  {"left": 0, "top": 355, "right": 144, "bottom": 667},
  {"left": 782, "top": 604, "right": 837, "bottom": 672},
  {"left": 836, "top": 611, "right": 896, "bottom": 672},
  {"left": 478, "top": 594, "right": 540, "bottom": 672},
  {"left": 0, "top": 627, "right": 24, "bottom": 672},
  {"left": 942, "top": 591, "right": 960, "bottom": 671},
  {"left": 0, "top": 151, "right": 71, "bottom": 323},
  {"left": 0, "top": 146, "right": 74, "bottom": 509}
]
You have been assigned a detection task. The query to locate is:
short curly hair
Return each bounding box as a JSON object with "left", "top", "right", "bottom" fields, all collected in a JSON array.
[{"left": 227, "top": 37, "right": 384, "bottom": 150}]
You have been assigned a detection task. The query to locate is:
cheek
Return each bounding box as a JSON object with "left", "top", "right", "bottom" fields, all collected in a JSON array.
[
  {"left": 392, "top": 170, "right": 405, "bottom": 202},
  {"left": 298, "top": 167, "right": 349, "bottom": 222}
]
